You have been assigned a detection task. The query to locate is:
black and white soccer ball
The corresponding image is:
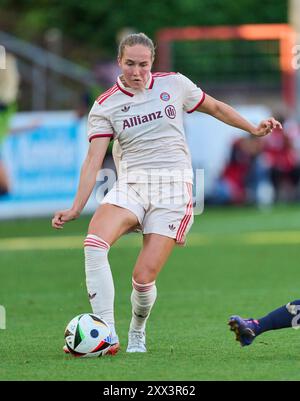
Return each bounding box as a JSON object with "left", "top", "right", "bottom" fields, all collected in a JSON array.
[{"left": 64, "top": 313, "right": 112, "bottom": 357}]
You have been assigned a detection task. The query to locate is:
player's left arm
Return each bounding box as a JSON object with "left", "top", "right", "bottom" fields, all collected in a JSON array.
[{"left": 196, "top": 94, "right": 282, "bottom": 137}]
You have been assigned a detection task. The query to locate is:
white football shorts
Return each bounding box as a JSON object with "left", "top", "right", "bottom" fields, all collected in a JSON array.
[{"left": 101, "top": 181, "right": 194, "bottom": 245}]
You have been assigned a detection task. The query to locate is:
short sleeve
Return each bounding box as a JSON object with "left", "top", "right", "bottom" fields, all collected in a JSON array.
[
  {"left": 178, "top": 73, "right": 206, "bottom": 113},
  {"left": 87, "top": 102, "right": 114, "bottom": 142}
]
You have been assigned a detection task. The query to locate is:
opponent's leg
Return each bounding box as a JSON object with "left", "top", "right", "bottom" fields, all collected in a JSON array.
[
  {"left": 85, "top": 204, "right": 139, "bottom": 355},
  {"left": 127, "top": 234, "right": 175, "bottom": 352},
  {"left": 229, "top": 299, "right": 300, "bottom": 347}
]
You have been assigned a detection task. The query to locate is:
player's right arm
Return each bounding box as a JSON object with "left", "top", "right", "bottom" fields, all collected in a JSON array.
[{"left": 52, "top": 137, "right": 110, "bottom": 229}]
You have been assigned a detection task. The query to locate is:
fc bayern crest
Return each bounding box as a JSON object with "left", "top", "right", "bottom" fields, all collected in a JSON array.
[
  {"left": 160, "top": 92, "right": 170, "bottom": 101},
  {"left": 165, "top": 105, "right": 176, "bottom": 119}
]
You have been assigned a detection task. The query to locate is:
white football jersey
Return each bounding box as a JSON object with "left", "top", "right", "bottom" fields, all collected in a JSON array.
[{"left": 87, "top": 72, "right": 205, "bottom": 183}]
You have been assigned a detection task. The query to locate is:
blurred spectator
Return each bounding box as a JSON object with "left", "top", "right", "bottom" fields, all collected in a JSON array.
[
  {"left": 0, "top": 52, "right": 20, "bottom": 196},
  {"left": 211, "top": 136, "right": 265, "bottom": 205},
  {"left": 210, "top": 113, "right": 300, "bottom": 206},
  {"left": 263, "top": 123, "right": 300, "bottom": 202}
]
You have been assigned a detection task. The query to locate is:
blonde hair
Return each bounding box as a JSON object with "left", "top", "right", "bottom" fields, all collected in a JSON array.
[{"left": 118, "top": 32, "right": 155, "bottom": 61}]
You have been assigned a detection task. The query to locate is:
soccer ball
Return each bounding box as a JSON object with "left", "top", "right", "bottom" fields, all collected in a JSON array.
[{"left": 64, "top": 313, "right": 112, "bottom": 357}]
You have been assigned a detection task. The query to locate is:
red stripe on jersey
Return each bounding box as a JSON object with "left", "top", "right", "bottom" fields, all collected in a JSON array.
[
  {"left": 152, "top": 72, "right": 177, "bottom": 77},
  {"left": 97, "top": 85, "right": 119, "bottom": 105},
  {"left": 100, "top": 86, "right": 119, "bottom": 103},
  {"left": 116, "top": 82, "right": 134, "bottom": 97},
  {"left": 96, "top": 85, "right": 116, "bottom": 102},
  {"left": 176, "top": 184, "right": 193, "bottom": 243},
  {"left": 187, "top": 92, "right": 206, "bottom": 114},
  {"left": 97, "top": 84, "right": 118, "bottom": 100},
  {"left": 89, "top": 133, "right": 114, "bottom": 142}
]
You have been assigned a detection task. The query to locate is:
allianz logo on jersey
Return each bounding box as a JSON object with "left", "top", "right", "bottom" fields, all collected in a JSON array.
[{"left": 122, "top": 111, "right": 163, "bottom": 130}]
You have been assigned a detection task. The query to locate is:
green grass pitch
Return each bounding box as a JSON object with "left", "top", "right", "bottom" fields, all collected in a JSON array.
[{"left": 1, "top": 205, "right": 300, "bottom": 381}]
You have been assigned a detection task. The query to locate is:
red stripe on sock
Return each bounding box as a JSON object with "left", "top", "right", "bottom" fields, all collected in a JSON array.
[
  {"left": 84, "top": 238, "right": 108, "bottom": 247},
  {"left": 85, "top": 235, "right": 109, "bottom": 246},
  {"left": 84, "top": 239, "right": 108, "bottom": 248},
  {"left": 84, "top": 243, "right": 107, "bottom": 249},
  {"left": 132, "top": 280, "right": 155, "bottom": 292},
  {"left": 84, "top": 236, "right": 109, "bottom": 249}
]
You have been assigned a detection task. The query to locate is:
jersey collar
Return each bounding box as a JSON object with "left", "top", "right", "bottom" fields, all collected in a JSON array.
[{"left": 117, "top": 73, "right": 154, "bottom": 96}]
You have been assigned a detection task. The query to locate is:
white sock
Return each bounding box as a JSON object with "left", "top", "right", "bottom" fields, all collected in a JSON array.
[
  {"left": 84, "top": 234, "right": 117, "bottom": 338},
  {"left": 129, "top": 278, "right": 157, "bottom": 332}
]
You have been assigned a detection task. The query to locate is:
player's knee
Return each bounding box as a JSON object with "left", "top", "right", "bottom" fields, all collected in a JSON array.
[{"left": 133, "top": 267, "right": 158, "bottom": 285}]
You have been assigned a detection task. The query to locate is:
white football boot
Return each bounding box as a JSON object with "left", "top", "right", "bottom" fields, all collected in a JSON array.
[{"left": 126, "top": 330, "right": 147, "bottom": 353}]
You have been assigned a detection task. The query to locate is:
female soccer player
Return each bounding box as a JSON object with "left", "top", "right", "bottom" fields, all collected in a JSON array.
[{"left": 52, "top": 33, "right": 281, "bottom": 355}]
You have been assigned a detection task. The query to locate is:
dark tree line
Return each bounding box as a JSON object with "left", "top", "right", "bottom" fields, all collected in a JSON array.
[{"left": 0, "top": 0, "right": 287, "bottom": 61}]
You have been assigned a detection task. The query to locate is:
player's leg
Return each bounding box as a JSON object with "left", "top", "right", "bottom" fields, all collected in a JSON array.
[
  {"left": 229, "top": 299, "right": 300, "bottom": 347},
  {"left": 88, "top": 202, "right": 139, "bottom": 244},
  {"left": 84, "top": 203, "right": 139, "bottom": 354},
  {"left": 127, "top": 234, "right": 176, "bottom": 352}
]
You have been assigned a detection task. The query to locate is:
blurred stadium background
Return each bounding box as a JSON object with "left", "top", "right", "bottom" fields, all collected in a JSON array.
[
  {"left": 1, "top": 0, "right": 300, "bottom": 216},
  {"left": 1, "top": 0, "right": 300, "bottom": 381}
]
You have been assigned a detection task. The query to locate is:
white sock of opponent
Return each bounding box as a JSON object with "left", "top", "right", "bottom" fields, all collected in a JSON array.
[
  {"left": 84, "top": 234, "right": 117, "bottom": 339},
  {"left": 129, "top": 278, "right": 157, "bottom": 333}
]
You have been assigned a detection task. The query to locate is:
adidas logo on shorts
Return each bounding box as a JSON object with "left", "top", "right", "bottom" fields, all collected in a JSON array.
[{"left": 169, "top": 224, "right": 176, "bottom": 231}]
